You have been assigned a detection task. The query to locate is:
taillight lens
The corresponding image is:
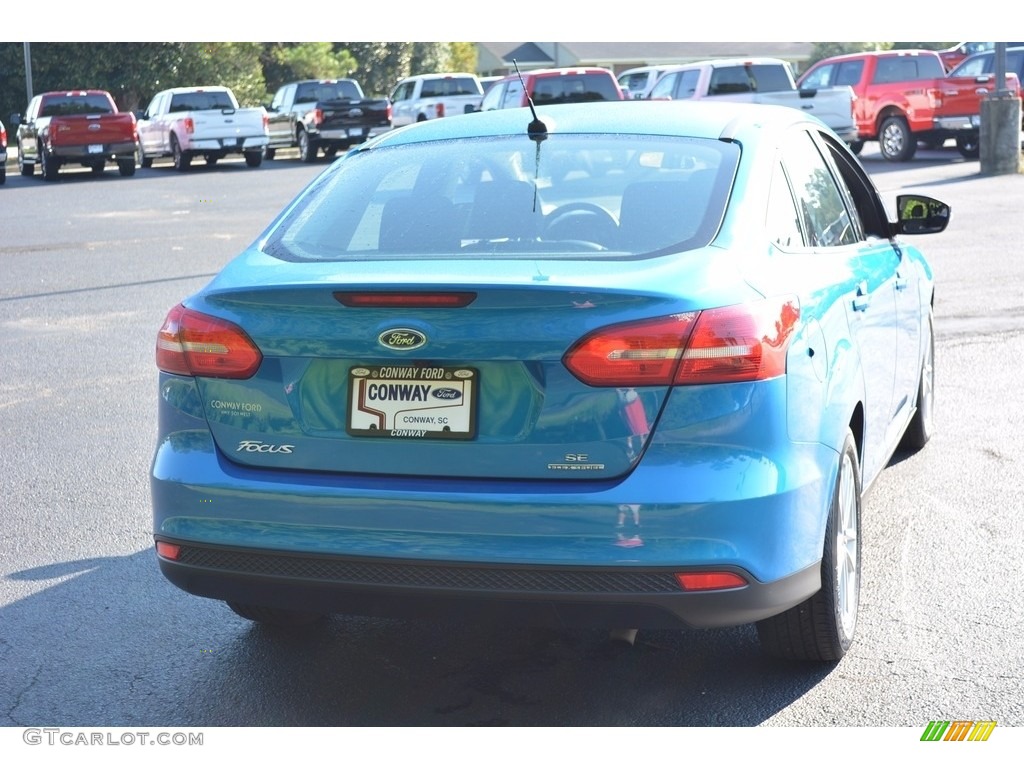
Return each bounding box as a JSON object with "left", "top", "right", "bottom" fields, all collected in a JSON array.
[
  {"left": 313, "top": 108, "right": 324, "bottom": 126},
  {"left": 184, "top": 117, "right": 195, "bottom": 134},
  {"left": 436, "top": 103, "right": 445, "bottom": 118},
  {"left": 564, "top": 297, "right": 799, "bottom": 387},
  {"left": 156, "top": 304, "right": 262, "bottom": 379},
  {"left": 564, "top": 312, "right": 699, "bottom": 387}
]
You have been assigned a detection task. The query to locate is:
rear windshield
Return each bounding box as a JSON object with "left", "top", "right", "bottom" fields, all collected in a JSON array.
[
  {"left": 421, "top": 77, "right": 483, "bottom": 98},
  {"left": 169, "top": 91, "right": 236, "bottom": 112},
  {"left": 295, "top": 81, "right": 362, "bottom": 102},
  {"left": 530, "top": 74, "right": 621, "bottom": 104},
  {"left": 709, "top": 64, "right": 793, "bottom": 94},
  {"left": 872, "top": 55, "right": 945, "bottom": 83},
  {"left": 39, "top": 94, "right": 114, "bottom": 117},
  {"left": 263, "top": 133, "right": 738, "bottom": 262}
]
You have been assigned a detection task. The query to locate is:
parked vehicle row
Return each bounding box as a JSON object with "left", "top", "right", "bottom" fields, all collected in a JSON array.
[
  {"left": 797, "top": 48, "right": 1022, "bottom": 161},
  {"left": 645, "top": 57, "right": 858, "bottom": 143}
]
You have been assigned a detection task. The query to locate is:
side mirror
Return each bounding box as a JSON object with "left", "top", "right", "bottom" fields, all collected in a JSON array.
[{"left": 895, "top": 194, "right": 951, "bottom": 235}]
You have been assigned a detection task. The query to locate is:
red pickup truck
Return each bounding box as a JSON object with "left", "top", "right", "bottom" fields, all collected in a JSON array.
[
  {"left": 797, "top": 49, "right": 1020, "bottom": 161},
  {"left": 12, "top": 90, "right": 139, "bottom": 181}
]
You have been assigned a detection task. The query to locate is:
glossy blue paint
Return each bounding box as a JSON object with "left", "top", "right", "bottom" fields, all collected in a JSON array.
[{"left": 151, "top": 100, "right": 943, "bottom": 639}]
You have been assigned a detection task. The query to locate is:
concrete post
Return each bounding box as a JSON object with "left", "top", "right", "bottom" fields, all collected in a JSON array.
[{"left": 979, "top": 95, "right": 1023, "bottom": 175}]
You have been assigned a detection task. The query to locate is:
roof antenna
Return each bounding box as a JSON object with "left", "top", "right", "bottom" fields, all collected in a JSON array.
[{"left": 513, "top": 59, "right": 547, "bottom": 140}]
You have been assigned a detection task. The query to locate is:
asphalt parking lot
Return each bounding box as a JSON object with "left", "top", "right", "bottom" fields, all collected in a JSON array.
[{"left": 1, "top": 140, "right": 1022, "bottom": 736}]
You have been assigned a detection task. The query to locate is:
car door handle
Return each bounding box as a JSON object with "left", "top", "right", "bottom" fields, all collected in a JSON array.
[
  {"left": 852, "top": 281, "right": 870, "bottom": 312},
  {"left": 895, "top": 272, "right": 908, "bottom": 291}
]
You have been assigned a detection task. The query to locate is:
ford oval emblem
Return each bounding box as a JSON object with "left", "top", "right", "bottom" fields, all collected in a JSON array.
[
  {"left": 432, "top": 388, "right": 461, "bottom": 401},
  {"left": 378, "top": 328, "right": 426, "bottom": 351}
]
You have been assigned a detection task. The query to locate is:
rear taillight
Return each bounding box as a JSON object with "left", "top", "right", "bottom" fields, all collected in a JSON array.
[
  {"left": 184, "top": 117, "right": 195, "bottom": 134},
  {"left": 564, "top": 297, "right": 799, "bottom": 387},
  {"left": 313, "top": 108, "right": 324, "bottom": 126},
  {"left": 156, "top": 304, "right": 262, "bottom": 379},
  {"left": 436, "top": 103, "right": 445, "bottom": 118}
]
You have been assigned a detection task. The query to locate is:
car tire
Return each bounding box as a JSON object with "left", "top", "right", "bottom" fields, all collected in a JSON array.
[
  {"left": 878, "top": 116, "right": 917, "bottom": 162},
  {"left": 40, "top": 148, "right": 59, "bottom": 181},
  {"left": 226, "top": 602, "right": 324, "bottom": 627},
  {"left": 205, "top": 154, "right": 219, "bottom": 167},
  {"left": 264, "top": 147, "right": 276, "bottom": 160},
  {"left": 899, "top": 308, "right": 935, "bottom": 452},
  {"left": 756, "top": 428, "right": 861, "bottom": 662},
  {"left": 171, "top": 135, "right": 191, "bottom": 172},
  {"left": 955, "top": 135, "right": 980, "bottom": 159},
  {"left": 298, "top": 129, "right": 317, "bottom": 163},
  {"left": 244, "top": 150, "right": 263, "bottom": 168},
  {"left": 117, "top": 158, "right": 136, "bottom": 177},
  {"left": 0, "top": 163, "right": 5, "bottom": 185},
  {"left": 138, "top": 144, "right": 153, "bottom": 169}
]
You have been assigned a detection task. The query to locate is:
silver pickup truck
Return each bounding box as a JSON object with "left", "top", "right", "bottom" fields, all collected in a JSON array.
[
  {"left": 647, "top": 58, "right": 857, "bottom": 143},
  {"left": 137, "top": 86, "right": 268, "bottom": 171}
]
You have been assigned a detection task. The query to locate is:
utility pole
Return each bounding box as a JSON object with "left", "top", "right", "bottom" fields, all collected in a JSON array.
[
  {"left": 24, "top": 42, "right": 34, "bottom": 103},
  {"left": 980, "top": 42, "right": 1023, "bottom": 175}
]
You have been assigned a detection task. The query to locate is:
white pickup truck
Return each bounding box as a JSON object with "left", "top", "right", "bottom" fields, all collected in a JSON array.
[
  {"left": 389, "top": 73, "right": 484, "bottom": 127},
  {"left": 647, "top": 58, "right": 858, "bottom": 143},
  {"left": 137, "top": 86, "right": 268, "bottom": 171}
]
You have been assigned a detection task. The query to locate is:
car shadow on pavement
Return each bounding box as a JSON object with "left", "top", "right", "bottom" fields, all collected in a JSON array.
[{"left": 2, "top": 551, "right": 834, "bottom": 727}]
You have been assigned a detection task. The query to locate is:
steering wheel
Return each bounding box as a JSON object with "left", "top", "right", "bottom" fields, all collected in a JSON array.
[{"left": 541, "top": 203, "right": 619, "bottom": 249}]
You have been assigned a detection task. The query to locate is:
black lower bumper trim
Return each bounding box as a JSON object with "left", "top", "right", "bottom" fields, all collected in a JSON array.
[{"left": 156, "top": 539, "right": 821, "bottom": 630}]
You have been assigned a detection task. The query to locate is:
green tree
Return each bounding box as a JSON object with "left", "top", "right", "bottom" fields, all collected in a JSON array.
[{"left": 262, "top": 43, "right": 358, "bottom": 92}]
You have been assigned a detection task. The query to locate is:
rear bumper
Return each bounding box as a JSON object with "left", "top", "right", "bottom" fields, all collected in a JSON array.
[
  {"left": 186, "top": 136, "right": 268, "bottom": 152},
  {"left": 933, "top": 115, "right": 981, "bottom": 131},
  {"left": 155, "top": 540, "right": 820, "bottom": 629},
  {"left": 52, "top": 140, "right": 137, "bottom": 159}
]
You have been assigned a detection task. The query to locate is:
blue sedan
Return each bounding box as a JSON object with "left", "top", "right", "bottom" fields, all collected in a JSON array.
[{"left": 151, "top": 100, "right": 948, "bottom": 661}]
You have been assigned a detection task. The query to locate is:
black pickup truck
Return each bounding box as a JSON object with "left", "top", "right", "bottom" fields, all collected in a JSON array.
[{"left": 264, "top": 79, "right": 392, "bottom": 162}]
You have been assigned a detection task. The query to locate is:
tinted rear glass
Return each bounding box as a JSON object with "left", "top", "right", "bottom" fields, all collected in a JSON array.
[
  {"left": 294, "top": 81, "right": 362, "bottom": 102},
  {"left": 872, "top": 55, "right": 945, "bottom": 83},
  {"left": 169, "top": 91, "right": 235, "bottom": 112},
  {"left": 709, "top": 64, "right": 793, "bottom": 94},
  {"left": 263, "top": 133, "right": 738, "bottom": 262},
  {"left": 420, "top": 77, "right": 483, "bottom": 98},
  {"left": 530, "top": 74, "right": 620, "bottom": 103},
  {"left": 39, "top": 94, "right": 114, "bottom": 117}
]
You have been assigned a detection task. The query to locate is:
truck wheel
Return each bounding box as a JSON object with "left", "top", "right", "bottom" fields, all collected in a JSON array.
[
  {"left": 878, "top": 116, "right": 916, "bottom": 162},
  {"left": 956, "top": 135, "right": 980, "bottom": 159},
  {"left": 244, "top": 151, "right": 263, "bottom": 168},
  {"left": 89, "top": 162, "right": 105, "bottom": 176},
  {"left": 41, "top": 148, "right": 59, "bottom": 181},
  {"left": 264, "top": 147, "right": 276, "bottom": 160},
  {"left": 138, "top": 144, "right": 153, "bottom": 168},
  {"left": 204, "top": 154, "right": 219, "bottom": 167},
  {"left": 0, "top": 164, "right": 5, "bottom": 184},
  {"left": 118, "top": 158, "right": 136, "bottom": 177},
  {"left": 171, "top": 135, "right": 191, "bottom": 172},
  {"left": 298, "top": 129, "right": 317, "bottom": 163}
]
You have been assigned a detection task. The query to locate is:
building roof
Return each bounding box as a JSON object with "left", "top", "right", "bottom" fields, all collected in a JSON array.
[{"left": 476, "top": 42, "right": 817, "bottom": 74}]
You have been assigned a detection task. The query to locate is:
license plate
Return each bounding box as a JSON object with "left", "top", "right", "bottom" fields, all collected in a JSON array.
[
  {"left": 348, "top": 128, "right": 363, "bottom": 138},
  {"left": 223, "top": 138, "right": 237, "bottom": 146},
  {"left": 347, "top": 366, "right": 477, "bottom": 439},
  {"left": 87, "top": 144, "right": 102, "bottom": 153}
]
